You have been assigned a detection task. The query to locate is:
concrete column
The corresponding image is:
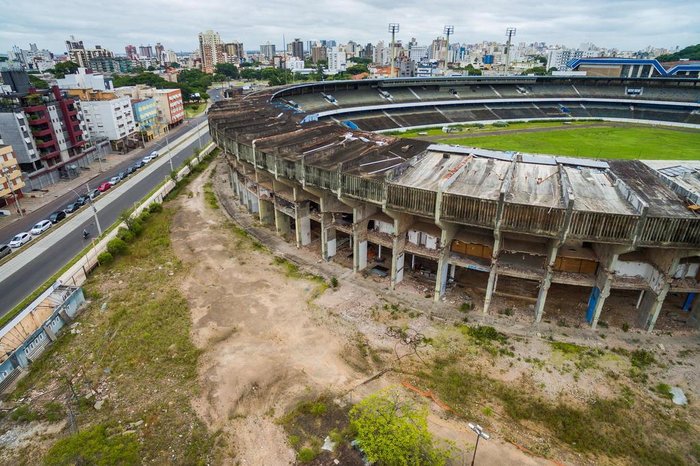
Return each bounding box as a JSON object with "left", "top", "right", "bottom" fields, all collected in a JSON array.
[
  {"left": 295, "top": 201, "right": 311, "bottom": 247},
  {"left": 385, "top": 210, "right": 413, "bottom": 290},
  {"left": 689, "top": 295, "right": 700, "bottom": 329},
  {"left": 321, "top": 213, "right": 337, "bottom": 260},
  {"left": 350, "top": 204, "right": 377, "bottom": 273},
  {"left": 42, "top": 325, "right": 57, "bottom": 342},
  {"left": 534, "top": 241, "right": 560, "bottom": 323},
  {"left": 589, "top": 260, "right": 616, "bottom": 329},
  {"left": 638, "top": 251, "right": 681, "bottom": 333},
  {"left": 258, "top": 198, "right": 275, "bottom": 226},
  {"left": 433, "top": 223, "right": 457, "bottom": 302},
  {"left": 274, "top": 207, "right": 292, "bottom": 238},
  {"left": 483, "top": 234, "right": 502, "bottom": 315}
]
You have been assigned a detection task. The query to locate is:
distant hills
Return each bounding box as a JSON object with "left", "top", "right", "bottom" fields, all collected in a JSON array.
[{"left": 656, "top": 44, "right": 700, "bottom": 62}]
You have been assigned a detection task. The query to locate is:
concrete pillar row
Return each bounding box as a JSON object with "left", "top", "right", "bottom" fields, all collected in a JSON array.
[
  {"left": 483, "top": 233, "right": 502, "bottom": 315},
  {"left": 295, "top": 200, "right": 311, "bottom": 248},
  {"left": 258, "top": 198, "right": 275, "bottom": 226},
  {"left": 320, "top": 212, "right": 337, "bottom": 260},
  {"left": 689, "top": 295, "right": 700, "bottom": 329},
  {"left": 384, "top": 209, "right": 414, "bottom": 290},
  {"left": 274, "top": 207, "right": 292, "bottom": 238}
]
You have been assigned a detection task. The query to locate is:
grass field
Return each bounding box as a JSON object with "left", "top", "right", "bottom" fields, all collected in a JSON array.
[
  {"left": 184, "top": 102, "right": 207, "bottom": 118},
  {"left": 432, "top": 123, "right": 700, "bottom": 160}
]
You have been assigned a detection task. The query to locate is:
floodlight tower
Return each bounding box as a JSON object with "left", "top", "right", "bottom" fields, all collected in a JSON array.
[
  {"left": 388, "top": 23, "right": 400, "bottom": 78},
  {"left": 443, "top": 25, "right": 454, "bottom": 70},
  {"left": 505, "top": 27, "right": 516, "bottom": 74}
]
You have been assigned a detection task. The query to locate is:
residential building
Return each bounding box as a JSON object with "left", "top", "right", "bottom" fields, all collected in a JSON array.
[
  {"left": 56, "top": 67, "right": 111, "bottom": 91},
  {"left": 150, "top": 89, "right": 184, "bottom": 127},
  {"left": 8, "top": 43, "right": 55, "bottom": 72},
  {"left": 65, "top": 36, "right": 113, "bottom": 68},
  {"left": 155, "top": 43, "right": 165, "bottom": 63},
  {"left": 311, "top": 46, "right": 326, "bottom": 64},
  {"left": 78, "top": 95, "right": 136, "bottom": 150},
  {"left": 131, "top": 98, "right": 159, "bottom": 141},
  {"left": 286, "top": 58, "right": 305, "bottom": 72},
  {"left": 199, "top": 30, "right": 223, "bottom": 73},
  {"left": 88, "top": 57, "right": 134, "bottom": 73},
  {"left": 546, "top": 48, "right": 596, "bottom": 71},
  {"left": 260, "top": 42, "right": 276, "bottom": 61},
  {"left": 360, "top": 43, "right": 374, "bottom": 60},
  {"left": 0, "top": 145, "right": 25, "bottom": 209},
  {"left": 289, "top": 38, "right": 304, "bottom": 59},
  {"left": 125, "top": 45, "right": 138, "bottom": 60},
  {"left": 327, "top": 47, "right": 347, "bottom": 74},
  {"left": 223, "top": 42, "right": 244, "bottom": 63},
  {"left": 139, "top": 45, "right": 154, "bottom": 58}
]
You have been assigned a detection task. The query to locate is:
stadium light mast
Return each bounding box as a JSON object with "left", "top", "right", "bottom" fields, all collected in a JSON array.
[
  {"left": 443, "top": 25, "right": 454, "bottom": 70},
  {"left": 505, "top": 27, "right": 516, "bottom": 74},
  {"left": 388, "top": 23, "right": 400, "bottom": 78}
]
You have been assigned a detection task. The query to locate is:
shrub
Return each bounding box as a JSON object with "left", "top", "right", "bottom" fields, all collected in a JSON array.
[
  {"left": 107, "top": 238, "right": 127, "bottom": 256},
  {"left": 459, "top": 302, "right": 473, "bottom": 313},
  {"left": 330, "top": 276, "right": 339, "bottom": 288},
  {"left": 148, "top": 203, "right": 163, "bottom": 213},
  {"left": 117, "top": 227, "right": 134, "bottom": 243},
  {"left": 622, "top": 323, "right": 630, "bottom": 332},
  {"left": 129, "top": 219, "right": 144, "bottom": 236},
  {"left": 308, "top": 402, "right": 327, "bottom": 417},
  {"left": 97, "top": 252, "right": 113, "bottom": 264},
  {"left": 43, "top": 402, "right": 65, "bottom": 422},
  {"left": 10, "top": 405, "right": 38, "bottom": 423},
  {"left": 631, "top": 349, "right": 656, "bottom": 369},
  {"left": 297, "top": 447, "right": 318, "bottom": 463}
]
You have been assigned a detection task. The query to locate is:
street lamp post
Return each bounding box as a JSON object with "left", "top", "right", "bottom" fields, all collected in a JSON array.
[
  {"left": 468, "top": 423, "right": 490, "bottom": 466},
  {"left": 73, "top": 186, "right": 102, "bottom": 236},
  {"left": 165, "top": 129, "right": 174, "bottom": 172},
  {"left": 1, "top": 166, "right": 23, "bottom": 217}
]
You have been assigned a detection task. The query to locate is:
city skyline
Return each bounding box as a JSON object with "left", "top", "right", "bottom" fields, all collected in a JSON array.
[{"left": 2, "top": 0, "right": 697, "bottom": 55}]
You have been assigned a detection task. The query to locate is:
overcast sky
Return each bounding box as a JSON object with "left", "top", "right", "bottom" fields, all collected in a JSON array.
[{"left": 2, "top": 0, "right": 698, "bottom": 55}]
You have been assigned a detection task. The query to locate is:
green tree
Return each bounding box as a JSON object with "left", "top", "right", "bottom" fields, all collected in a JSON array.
[
  {"left": 349, "top": 57, "right": 372, "bottom": 65},
  {"left": 28, "top": 74, "right": 49, "bottom": 89},
  {"left": 522, "top": 66, "right": 547, "bottom": 75},
  {"left": 349, "top": 389, "right": 451, "bottom": 466},
  {"left": 48, "top": 61, "right": 79, "bottom": 78},
  {"left": 656, "top": 44, "right": 700, "bottom": 62},
  {"left": 346, "top": 64, "right": 369, "bottom": 75},
  {"left": 215, "top": 63, "right": 240, "bottom": 79}
]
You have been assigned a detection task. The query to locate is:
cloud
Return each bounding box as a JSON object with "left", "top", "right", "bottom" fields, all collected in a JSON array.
[{"left": 1, "top": 0, "right": 697, "bottom": 55}]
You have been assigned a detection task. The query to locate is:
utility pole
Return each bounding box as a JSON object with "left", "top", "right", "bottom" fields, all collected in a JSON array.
[
  {"left": 388, "top": 23, "right": 400, "bottom": 78},
  {"left": 166, "top": 129, "right": 174, "bottom": 172},
  {"left": 73, "top": 187, "right": 102, "bottom": 235},
  {"left": 443, "top": 25, "right": 454, "bottom": 71}
]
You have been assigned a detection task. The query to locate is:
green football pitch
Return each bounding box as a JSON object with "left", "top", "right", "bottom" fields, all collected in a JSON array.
[{"left": 429, "top": 123, "right": 700, "bottom": 160}]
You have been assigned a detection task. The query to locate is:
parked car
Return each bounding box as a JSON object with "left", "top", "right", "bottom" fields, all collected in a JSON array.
[
  {"left": 0, "top": 244, "right": 11, "bottom": 259},
  {"left": 48, "top": 210, "right": 67, "bottom": 224},
  {"left": 9, "top": 232, "right": 32, "bottom": 248},
  {"left": 150, "top": 151, "right": 160, "bottom": 158},
  {"left": 141, "top": 155, "right": 153, "bottom": 164},
  {"left": 76, "top": 195, "right": 89, "bottom": 206},
  {"left": 118, "top": 170, "right": 127, "bottom": 180},
  {"left": 64, "top": 203, "right": 81, "bottom": 214},
  {"left": 109, "top": 175, "right": 121, "bottom": 185},
  {"left": 133, "top": 160, "right": 144, "bottom": 169},
  {"left": 30, "top": 219, "right": 52, "bottom": 236},
  {"left": 88, "top": 189, "right": 100, "bottom": 200},
  {"left": 98, "top": 181, "right": 112, "bottom": 192},
  {"left": 126, "top": 165, "right": 137, "bottom": 175}
]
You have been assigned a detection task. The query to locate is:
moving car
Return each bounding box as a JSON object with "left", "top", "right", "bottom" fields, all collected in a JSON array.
[
  {"left": 9, "top": 232, "right": 32, "bottom": 248},
  {"left": 48, "top": 210, "right": 67, "bottom": 224},
  {"left": 64, "top": 203, "right": 81, "bottom": 214},
  {"left": 0, "top": 244, "right": 11, "bottom": 259},
  {"left": 30, "top": 220, "right": 52, "bottom": 235},
  {"left": 97, "top": 181, "right": 112, "bottom": 192}
]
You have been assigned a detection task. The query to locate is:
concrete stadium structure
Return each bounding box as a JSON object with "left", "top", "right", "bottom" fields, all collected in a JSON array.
[{"left": 209, "top": 76, "right": 700, "bottom": 333}]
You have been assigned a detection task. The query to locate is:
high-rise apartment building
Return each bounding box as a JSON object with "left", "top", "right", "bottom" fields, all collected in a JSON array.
[
  {"left": 260, "top": 42, "right": 276, "bottom": 61},
  {"left": 155, "top": 43, "right": 165, "bottom": 63},
  {"left": 223, "top": 42, "right": 244, "bottom": 63},
  {"left": 311, "top": 46, "right": 326, "bottom": 64},
  {"left": 125, "top": 45, "right": 138, "bottom": 60},
  {"left": 139, "top": 45, "right": 154, "bottom": 58},
  {"left": 290, "top": 38, "right": 304, "bottom": 59},
  {"left": 327, "top": 47, "right": 347, "bottom": 73},
  {"left": 65, "top": 36, "right": 113, "bottom": 68},
  {"left": 199, "top": 30, "right": 223, "bottom": 74}
]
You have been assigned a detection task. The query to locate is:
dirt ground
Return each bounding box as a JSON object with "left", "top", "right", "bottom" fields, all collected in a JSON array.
[{"left": 171, "top": 163, "right": 560, "bottom": 465}]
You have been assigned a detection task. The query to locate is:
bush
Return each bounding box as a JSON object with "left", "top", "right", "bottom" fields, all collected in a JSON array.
[
  {"left": 297, "top": 447, "right": 318, "bottom": 463},
  {"left": 43, "top": 402, "right": 65, "bottom": 422},
  {"left": 45, "top": 424, "right": 140, "bottom": 466},
  {"left": 106, "top": 238, "right": 127, "bottom": 256},
  {"left": 631, "top": 349, "right": 656, "bottom": 369},
  {"left": 10, "top": 405, "right": 38, "bottom": 423},
  {"left": 148, "top": 202, "right": 163, "bottom": 213},
  {"left": 129, "top": 219, "right": 144, "bottom": 236},
  {"left": 117, "top": 227, "right": 134, "bottom": 243},
  {"left": 97, "top": 252, "right": 113, "bottom": 264},
  {"left": 330, "top": 276, "right": 339, "bottom": 288},
  {"left": 622, "top": 323, "right": 630, "bottom": 332}
]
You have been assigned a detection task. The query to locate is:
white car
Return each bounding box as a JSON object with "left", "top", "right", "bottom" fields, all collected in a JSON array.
[
  {"left": 30, "top": 220, "right": 52, "bottom": 236},
  {"left": 9, "top": 232, "right": 32, "bottom": 248},
  {"left": 150, "top": 150, "right": 160, "bottom": 158},
  {"left": 142, "top": 155, "right": 153, "bottom": 164},
  {"left": 109, "top": 175, "right": 121, "bottom": 185}
]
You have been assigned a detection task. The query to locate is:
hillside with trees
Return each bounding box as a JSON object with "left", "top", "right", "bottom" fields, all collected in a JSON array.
[{"left": 656, "top": 44, "right": 700, "bottom": 62}]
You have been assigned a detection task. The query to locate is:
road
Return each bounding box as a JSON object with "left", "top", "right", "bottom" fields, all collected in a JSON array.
[{"left": 0, "top": 88, "right": 222, "bottom": 316}]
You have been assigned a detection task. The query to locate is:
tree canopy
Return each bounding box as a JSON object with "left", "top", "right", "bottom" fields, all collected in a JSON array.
[
  {"left": 28, "top": 74, "right": 49, "bottom": 89},
  {"left": 112, "top": 71, "right": 211, "bottom": 102},
  {"left": 48, "top": 61, "right": 79, "bottom": 78},
  {"left": 349, "top": 389, "right": 452, "bottom": 466},
  {"left": 215, "top": 63, "right": 240, "bottom": 79},
  {"left": 656, "top": 44, "right": 700, "bottom": 62}
]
